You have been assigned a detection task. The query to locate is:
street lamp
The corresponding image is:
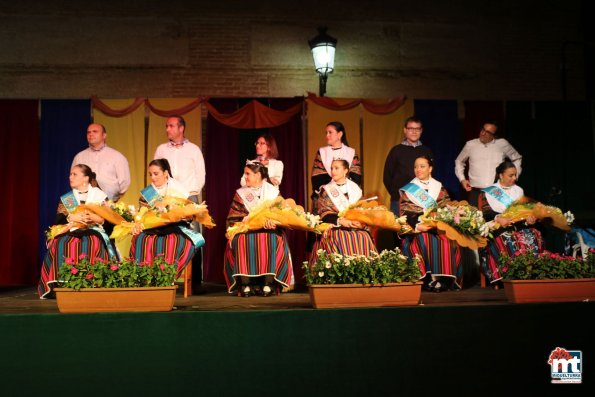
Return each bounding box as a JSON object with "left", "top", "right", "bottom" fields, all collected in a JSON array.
[{"left": 308, "top": 27, "right": 337, "bottom": 96}]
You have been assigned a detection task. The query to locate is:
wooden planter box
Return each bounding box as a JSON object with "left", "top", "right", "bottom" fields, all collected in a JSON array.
[
  {"left": 54, "top": 286, "right": 177, "bottom": 313},
  {"left": 308, "top": 282, "right": 423, "bottom": 309},
  {"left": 502, "top": 278, "right": 595, "bottom": 304}
]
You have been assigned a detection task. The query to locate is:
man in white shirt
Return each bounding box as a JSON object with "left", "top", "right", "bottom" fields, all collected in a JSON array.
[
  {"left": 454, "top": 121, "right": 522, "bottom": 206},
  {"left": 154, "top": 116, "right": 206, "bottom": 202},
  {"left": 154, "top": 115, "right": 206, "bottom": 292},
  {"left": 72, "top": 123, "right": 131, "bottom": 202}
]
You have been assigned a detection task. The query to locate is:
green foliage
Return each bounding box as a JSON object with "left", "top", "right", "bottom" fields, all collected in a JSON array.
[
  {"left": 57, "top": 254, "right": 177, "bottom": 290},
  {"left": 303, "top": 248, "right": 422, "bottom": 285},
  {"left": 498, "top": 249, "right": 595, "bottom": 280}
]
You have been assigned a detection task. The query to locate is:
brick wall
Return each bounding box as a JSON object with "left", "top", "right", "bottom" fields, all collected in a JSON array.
[{"left": 0, "top": 0, "right": 588, "bottom": 100}]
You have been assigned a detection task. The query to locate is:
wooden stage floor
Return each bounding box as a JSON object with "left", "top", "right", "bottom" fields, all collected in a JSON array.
[{"left": 0, "top": 282, "right": 507, "bottom": 314}]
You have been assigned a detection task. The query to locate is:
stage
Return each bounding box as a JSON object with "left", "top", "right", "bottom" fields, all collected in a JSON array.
[{"left": 1, "top": 284, "right": 593, "bottom": 396}]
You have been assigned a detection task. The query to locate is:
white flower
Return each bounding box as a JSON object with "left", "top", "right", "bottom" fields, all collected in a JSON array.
[
  {"left": 325, "top": 262, "right": 332, "bottom": 269},
  {"left": 564, "top": 211, "right": 575, "bottom": 225},
  {"left": 318, "top": 271, "right": 324, "bottom": 277}
]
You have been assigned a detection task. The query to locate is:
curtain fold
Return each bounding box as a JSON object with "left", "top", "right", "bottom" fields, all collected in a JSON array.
[
  {"left": 93, "top": 99, "right": 146, "bottom": 205},
  {"left": 147, "top": 99, "right": 203, "bottom": 187},
  {"left": 362, "top": 100, "right": 413, "bottom": 207},
  {"left": 91, "top": 96, "right": 145, "bottom": 117},
  {"left": 307, "top": 92, "right": 407, "bottom": 114},
  {"left": 0, "top": 100, "right": 40, "bottom": 285},
  {"left": 39, "top": 99, "right": 91, "bottom": 268},
  {"left": 203, "top": 99, "right": 241, "bottom": 283},
  {"left": 204, "top": 100, "right": 302, "bottom": 129}
]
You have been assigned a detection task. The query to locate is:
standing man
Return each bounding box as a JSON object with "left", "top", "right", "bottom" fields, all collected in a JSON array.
[
  {"left": 72, "top": 123, "right": 130, "bottom": 202},
  {"left": 454, "top": 121, "right": 522, "bottom": 206},
  {"left": 154, "top": 115, "right": 206, "bottom": 292},
  {"left": 383, "top": 116, "right": 434, "bottom": 217}
]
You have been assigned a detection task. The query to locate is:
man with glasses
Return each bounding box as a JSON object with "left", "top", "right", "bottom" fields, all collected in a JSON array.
[
  {"left": 455, "top": 121, "right": 522, "bottom": 206},
  {"left": 383, "top": 116, "right": 434, "bottom": 217}
]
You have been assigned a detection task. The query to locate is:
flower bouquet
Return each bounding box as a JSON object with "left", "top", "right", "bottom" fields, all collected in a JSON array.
[
  {"left": 419, "top": 201, "right": 489, "bottom": 249},
  {"left": 498, "top": 198, "right": 573, "bottom": 232},
  {"left": 338, "top": 198, "right": 412, "bottom": 234},
  {"left": 225, "top": 196, "right": 332, "bottom": 239}
]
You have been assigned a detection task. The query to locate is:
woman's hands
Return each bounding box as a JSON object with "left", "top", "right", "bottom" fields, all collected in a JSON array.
[
  {"left": 415, "top": 223, "right": 433, "bottom": 233},
  {"left": 338, "top": 217, "right": 363, "bottom": 229},
  {"left": 68, "top": 210, "right": 104, "bottom": 226},
  {"left": 131, "top": 222, "right": 144, "bottom": 236},
  {"left": 495, "top": 215, "right": 512, "bottom": 227},
  {"left": 263, "top": 219, "right": 280, "bottom": 230}
]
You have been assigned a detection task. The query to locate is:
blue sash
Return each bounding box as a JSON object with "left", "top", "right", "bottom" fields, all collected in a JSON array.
[
  {"left": 60, "top": 191, "right": 79, "bottom": 213},
  {"left": 90, "top": 226, "right": 119, "bottom": 260},
  {"left": 401, "top": 183, "right": 437, "bottom": 210},
  {"left": 141, "top": 185, "right": 161, "bottom": 206},
  {"left": 179, "top": 225, "right": 205, "bottom": 251},
  {"left": 481, "top": 185, "right": 514, "bottom": 208}
]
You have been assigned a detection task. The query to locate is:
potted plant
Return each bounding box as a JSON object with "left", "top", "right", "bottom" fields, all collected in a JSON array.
[
  {"left": 53, "top": 254, "right": 178, "bottom": 313},
  {"left": 303, "top": 248, "right": 423, "bottom": 308},
  {"left": 498, "top": 249, "right": 595, "bottom": 304}
]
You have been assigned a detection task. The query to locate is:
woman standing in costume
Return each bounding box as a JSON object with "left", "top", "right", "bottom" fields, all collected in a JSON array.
[
  {"left": 241, "top": 133, "right": 284, "bottom": 187},
  {"left": 309, "top": 159, "right": 376, "bottom": 265},
  {"left": 130, "top": 159, "right": 204, "bottom": 278},
  {"left": 225, "top": 162, "right": 292, "bottom": 297},
  {"left": 38, "top": 164, "right": 116, "bottom": 298},
  {"left": 478, "top": 160, "right": 543, "bottom": 285},
  {"left": 400, "top": 156, "right": 462, "bottom": 291}
]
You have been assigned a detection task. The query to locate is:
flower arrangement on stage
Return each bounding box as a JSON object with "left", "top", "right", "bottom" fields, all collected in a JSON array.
[
  {"left": 107, "top": 201, "right": 136, "bottom": 222},
  {"left": 497, "top": 249, "right": 595, "bottom": 280},
  {"left": 419, "top": 201, "right": 489, "bottom": 249},
  {"left": 497, "top": 200, "right": 574, "bottom": 232},
  {"left": 57, "top": 254, "right": 177, "bottom": 290},
  {"left": 226, "top": 196, "right": 332, "bottom": 239},
  {"left": 303, "top": 248, "right": 422, "bottom": 285},
  {"left": 338, "top": 198, "right": 413, "bottom": 234}
]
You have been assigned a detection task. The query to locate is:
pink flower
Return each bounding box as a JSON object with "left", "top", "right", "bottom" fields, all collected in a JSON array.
[
  {"left": 79, "top": 253, "right": 88, "bottom": 259},
  {"left": 514, "top": 251, "right": 521, "bottom": 257},
  {"left": 65, "top": 257, "right": 75, "bottom": 265},
  {"left": 140, "top": 261, "right": 149, "bottom": 267},
  {"left": 85, "top": 273, "right": 94, "bottom": 279},
  {"left": 550, "top": 253, "right": 557, "bottom": 259},
  {"left": 70, "top": 267, "right": 79, "bottom": 274},
  {"left": 454, "top": 214, "right": 461, "bottom": 224},
  {"left": 95, "top": 258, "right": 105, "bottom": 264},
  {"left": 110, "top": 264, "right": 119, "bottom": 271},
  {"left": 159, "top": 264, "right": 165, "bottom": 270}
]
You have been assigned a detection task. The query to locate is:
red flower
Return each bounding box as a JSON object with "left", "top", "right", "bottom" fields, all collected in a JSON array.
[
  {"left": 110, "top": 264, "right": 119, "bottom": 271},
  {"left": 85, "top": 273, "right": 94, "bottom": 279},
  {"left": 159, "top": 264, "right": 165, "bottom": 270},
  {"left": 514, "top": 251, "right": 521, "bottom": 257},
  {"left": 79, "top": 253, "right": 88, "bottom": 259},
  {"left": 65, "top": 257, "right": 75, "bottom": 265},
  {"left": 70, "top": 267, "right": 79, "bottom": 275}
]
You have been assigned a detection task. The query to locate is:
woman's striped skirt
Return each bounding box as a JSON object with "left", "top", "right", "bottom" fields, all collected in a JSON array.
[
  {"left": 130, "top": 227, "right": 196, "bottom": 278},
  {"left": 402, "top": 232, "right": 462, "bottom": 285},
  {"left": 480, "top": 227, "right": 544, "bottom": 283},
  {"left": 308, "top": 227, "right": 377, "bottom": 266},
  {"left": 38, "top": 230, "right": 113, "bottom": 298},
  {"left": 224, "top": 230, "right": 292, "bottom": 292}
]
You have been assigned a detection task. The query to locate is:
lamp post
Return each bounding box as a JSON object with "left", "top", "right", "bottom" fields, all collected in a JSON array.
[{"left": 308, "top": 27, "right": 337, "bottom": 97}]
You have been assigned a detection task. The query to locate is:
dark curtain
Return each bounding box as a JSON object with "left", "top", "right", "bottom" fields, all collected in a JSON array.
[
  {"left": 414, "top": 99, "right": 462, "bottom": 200},
  {"left": 203, "top": 99, "right": 241, "bottom": 283},
  {"left": 203, "top": 97, "right": 306, "bottom": 284},
  {"left": 0, "top": 100, "right": 40, "bottom": 285},
  {"left": 39, "top": 100, "right": 91, "bottom": 265},
  {"left": 463, "top": 101, "right": 505, "bottom": 141}
]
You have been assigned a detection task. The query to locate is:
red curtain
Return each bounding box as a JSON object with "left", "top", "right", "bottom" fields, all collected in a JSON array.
[
  {"left": 0, "top": 100, "right": 40, "bottom": 285},
  {"left": 306, "top": 92, "right": 407, "bottom": 114},
  {"left": 204, "top": 99, "right": 302, "bottom": 129}
]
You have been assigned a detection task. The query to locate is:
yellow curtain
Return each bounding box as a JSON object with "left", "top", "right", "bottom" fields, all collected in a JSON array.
[
  {"left": 362, "top": 100, "right": 413, "bottom": 207},
  {"left": 93, "top": 99, "right": 145, "bottom": 205},
  {"left": 146, "top": 98, "right": 202, "bottom": 186},
  {"left": 305, "top": 99, "right": 361, "bottom": 211}
]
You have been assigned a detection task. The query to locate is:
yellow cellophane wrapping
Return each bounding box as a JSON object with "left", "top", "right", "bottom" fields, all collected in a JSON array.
[
  {"left": 46, "top": 205, "right": 117, "bottom": 241},
  {"left": 225, "top": 196, "right": 332, "bottom": 240},
  {"left": 499, "top": 198, "right": 571, "bottom": 232},
  {"left": 338, "top": 199, "right": 412, "bottom": 233}
]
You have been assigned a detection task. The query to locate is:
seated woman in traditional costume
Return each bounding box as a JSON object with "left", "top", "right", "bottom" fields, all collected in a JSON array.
[
  {"left": 130, "top": 158, "right": 204, "bottom": 278},
  {"left": 224, "top": 161, "right": 292, "bottom": 297},
  {"left": 478, "top": 160, "right": 543, "bottom": 286},
  {"left": 308, "top": 159, "right": 376, "bottom": 265},
  {"left": 241, "top": 133, "right": 284, "bottom": 187},
  {"left": 38, "top": 164, "right": 117, "bottom": 298},
  {"left": 399, "top": 156, "right": 462, "bottom": 292}
]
